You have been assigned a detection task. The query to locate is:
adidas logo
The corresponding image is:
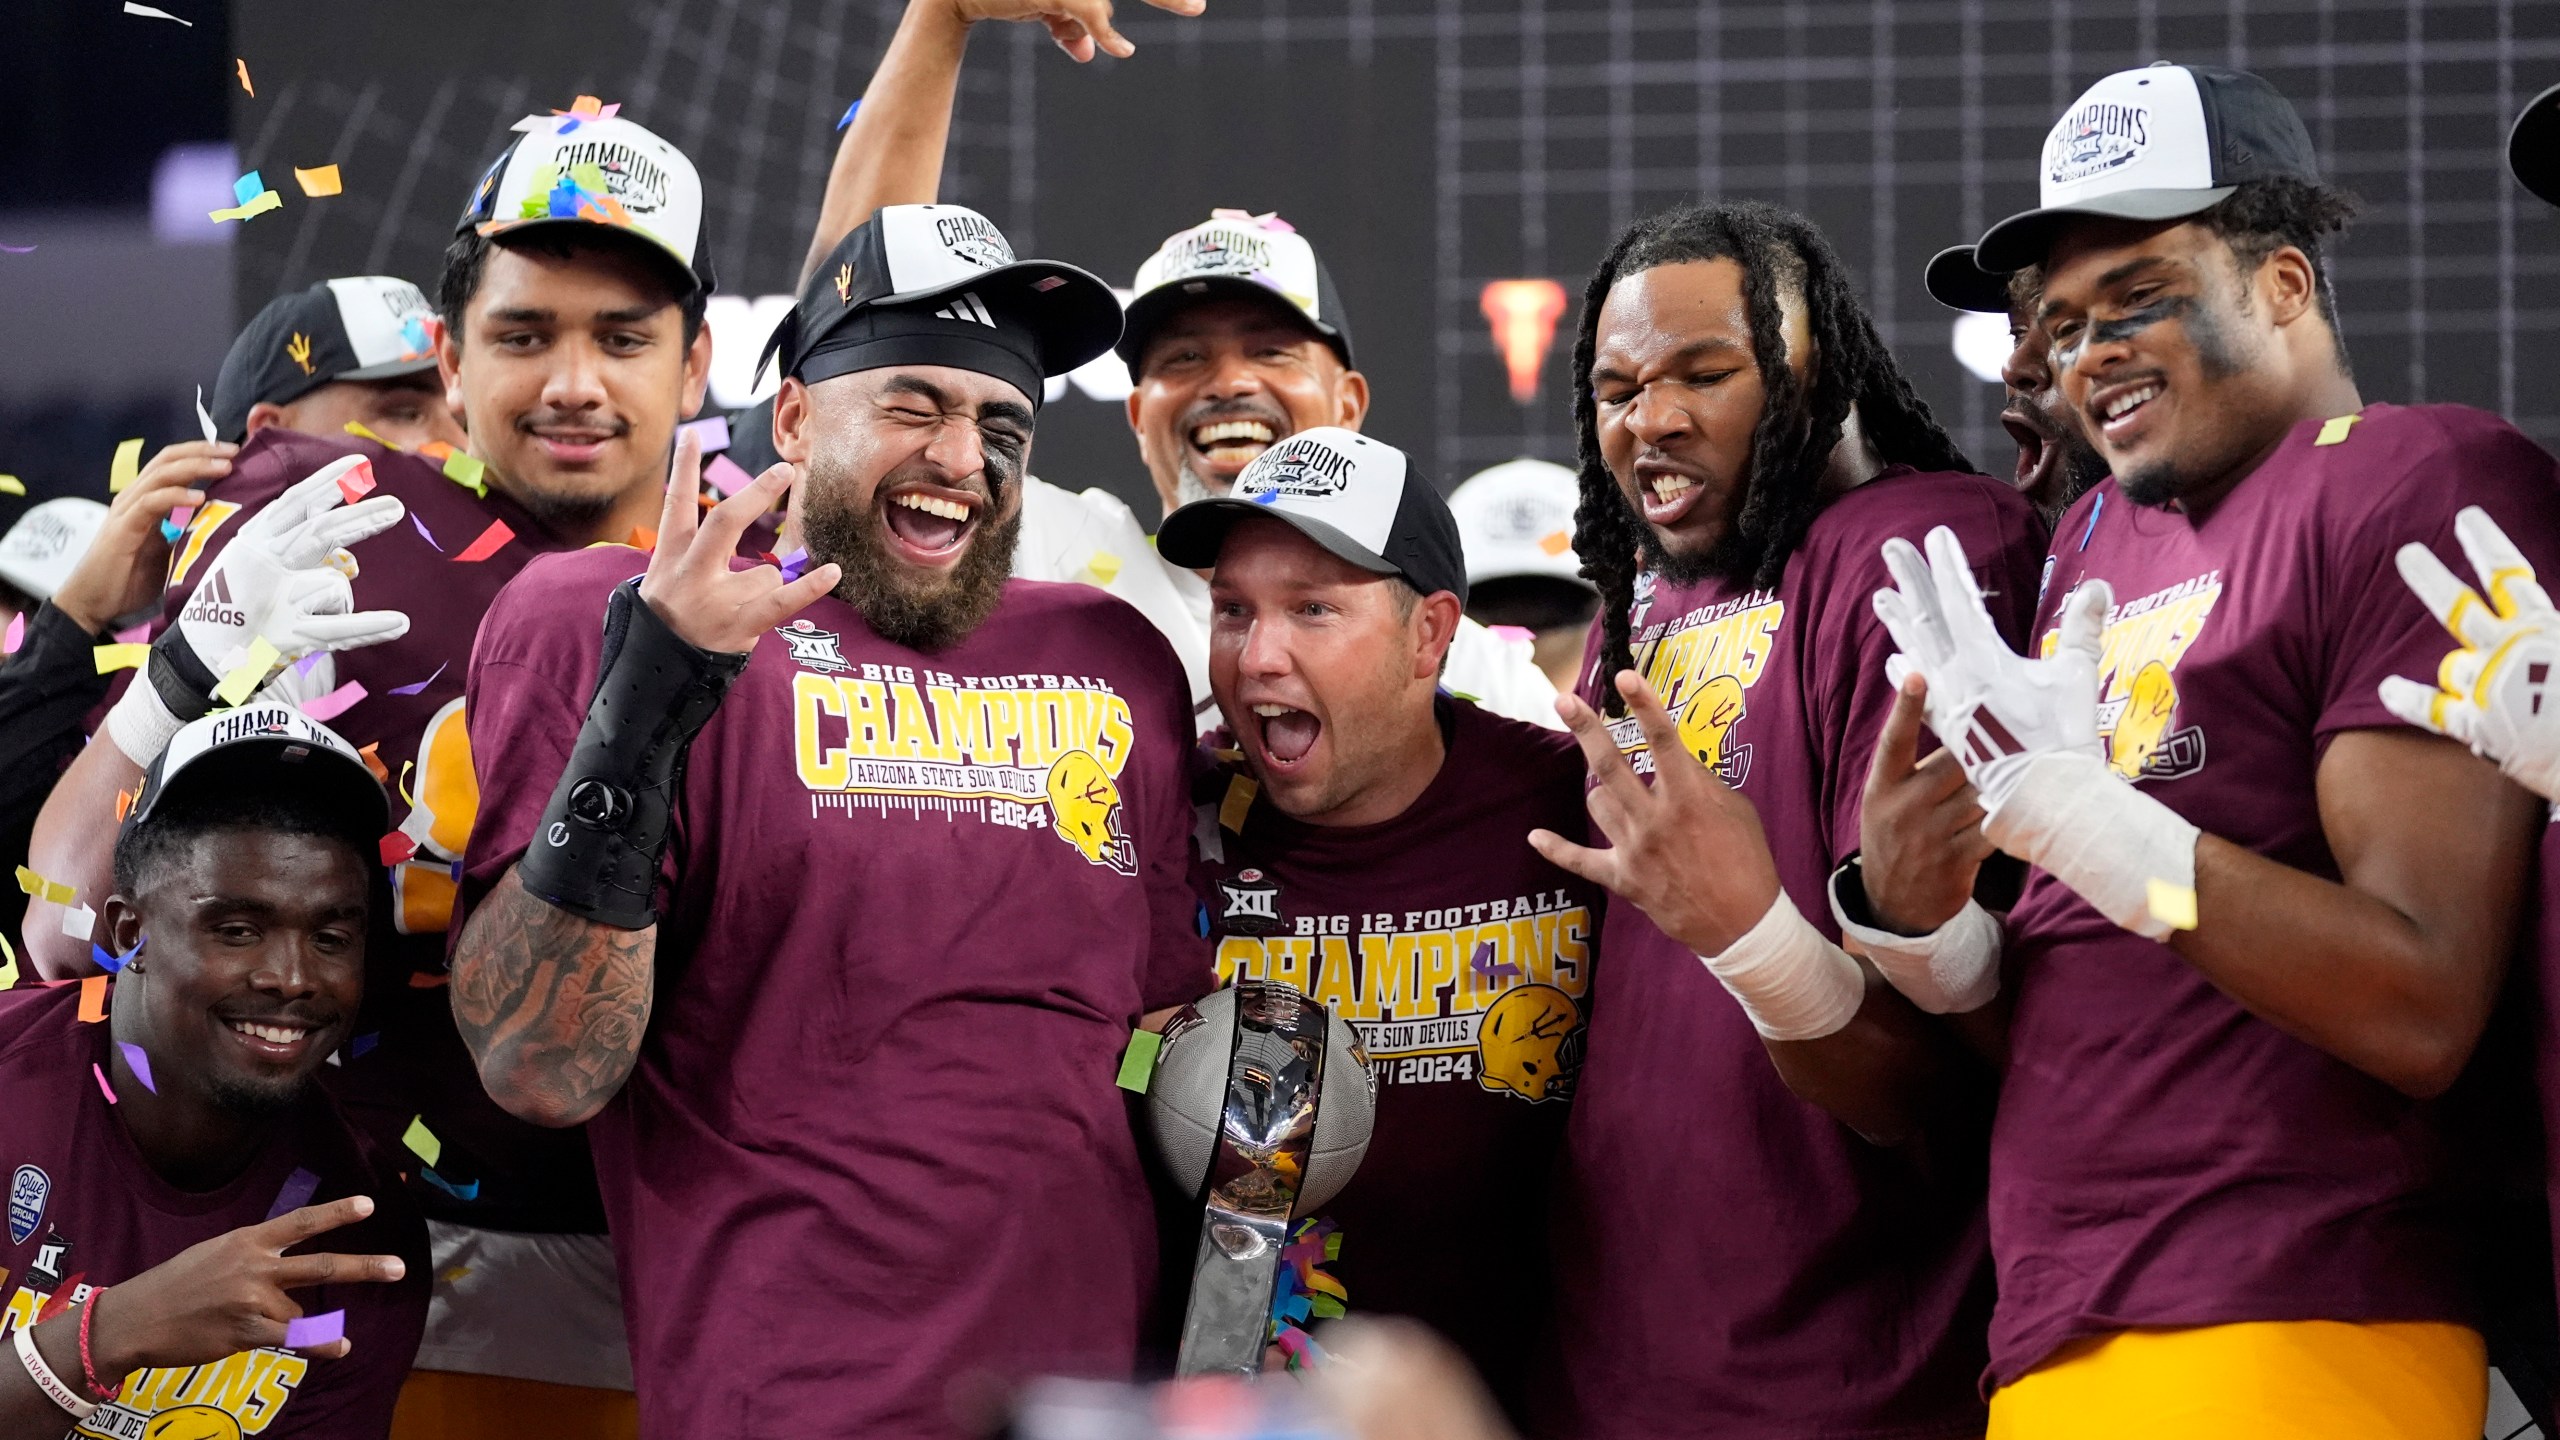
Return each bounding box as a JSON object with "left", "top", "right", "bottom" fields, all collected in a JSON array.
[
  {"left": 179, "top": 570, "right": 247, "bottom": 630},
  {"left": 933, "top": 291, "right": 995, "bottom": 327}
]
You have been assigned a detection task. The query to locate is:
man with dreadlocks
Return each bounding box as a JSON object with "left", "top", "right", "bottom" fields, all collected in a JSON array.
[{"left": 1519, "top": 197, "right": 2044, "bottom": 1437}]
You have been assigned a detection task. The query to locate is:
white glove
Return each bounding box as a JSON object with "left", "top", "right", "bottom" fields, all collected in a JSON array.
[
  {"left": 1872, "top": 525, "right": 2111, "bottom": 812},
  {"left": 2378, "top": 506, "right": 2560, "bottom": 802},
  {"left": 107, "top": 455, "right": 411, "bottom": 765}
]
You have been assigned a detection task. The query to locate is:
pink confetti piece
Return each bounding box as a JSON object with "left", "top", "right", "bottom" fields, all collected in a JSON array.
[
  {"left": 2, "top": 613, "right": 22, "bottom": 655},
  {"left": 336, "top": 462, "right": 376, "bottom": 505},
  {"left": 677, "top": 415, "right": 731, "bottom": 453},
  {"left": 117, "top": 1041, "right": 154, "bottom": 1093},
  {"left": 114, "top": 622, "right": 151, "bottom": 644},
  {"left": 92, "top": 1062, "right": 115, "bottom": 1104},
  {"left": 412, "top": 513, "right": 442, "bottom": 551},
  {"left": 299, "top": 680, "right": 367, "bottom": 722},
  {"left": 387, "top": 662, "right": 447, "bottom": 697},
  {"left": 379, "top": 832, "right": 417, "bottom": 866},
  {"left": 265, "top": 1167, "right": 320, "bottom": 1221},
  {"left": 702, "top": 454, "right": 753, "bottom": 498},
  {"left": 452, "top": 519, "right": 514, "bottom": 564},
  {"left": 283, "top": 1310, "right": 344, "bottom": 1348}
]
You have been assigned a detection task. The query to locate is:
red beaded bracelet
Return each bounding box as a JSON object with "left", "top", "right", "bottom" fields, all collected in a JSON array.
[{"left": 76, "top": 1287, "right": 121, "bottom": 1402}]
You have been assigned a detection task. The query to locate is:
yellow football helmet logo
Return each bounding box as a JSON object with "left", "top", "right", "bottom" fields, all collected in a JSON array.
[
  {"left": 1676, "top": 673, "right": 1747, "bottom": 769},
  {"left": 2109, "top": 660, "right": 2181, "bottom": 778},
  {"left": 144, "top": 1407, "right": 244, "bottom": 1440},
  {"left": 1477, "top": 983, "right": 1582, "bottom": 1103},
  {"left": 1045, "top": 749, "right": 1135, "bottom": 876}
]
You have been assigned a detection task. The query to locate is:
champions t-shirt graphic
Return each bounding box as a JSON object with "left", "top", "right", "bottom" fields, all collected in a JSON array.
[
  {"left": 1197, "top": 699, "right": 1596, "bottom": 1416},
  {"left": 0, "top": 986, "right": 427, "bottom": 1438},
  {"left": 1542, "top": 467, "right": 2044, "bottom": 1440},
  {"left": 1992, "top": 404, "right": 2560, "bottom": 1392}
]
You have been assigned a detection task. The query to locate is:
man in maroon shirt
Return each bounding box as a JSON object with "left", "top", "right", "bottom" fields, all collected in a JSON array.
[
  {"left": 1152, "top": 427, "right": 1600, "bottom": 1417},
  {"left": 22, "top": 107, "right": 721, "bottom": 1426},
  {"left": 1517, "top": 198, "right": 2045, "bottom": 1438},
  {"left": 1922, "top": 244, "right": 2108, "bottom": 522},
  {"left": 449, "top": 203, "right": 1204, "bottom": 1437},
  {"left": 1861, "top": 65, "right": 2558, "bottom": 1432},
  {"left": 0, "top": 703, "right": 425, "bottom": 1438}
]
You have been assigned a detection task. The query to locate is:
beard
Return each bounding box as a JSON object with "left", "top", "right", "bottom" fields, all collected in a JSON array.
[
  {"left": 205, "top": 1066, "right": 309, "bottom": 1119},
  {"left": 801, "top": 453, "right": 1021, "bottom": 652}
]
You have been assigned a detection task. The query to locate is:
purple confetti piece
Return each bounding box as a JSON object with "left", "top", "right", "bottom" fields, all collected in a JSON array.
[
  {"left": 266, "top": 1167, "right": 321, "bottom": 1220},
  {"left": 387, "top": 661, "right": 447, "bottom": 697},
  {"left": 283, "top": 1309, "right": 344, "bottom": 1348},
  {"left": 117, "top": 1041, "right": 154, "bottom": 1093},
  {"left": 348, "top": 1032, "right": 379, "bottom": 1059},
  {"left": 0, "top": 244, "right": 34, "bottom": 254},
  {"left": 702, "top": 454, "right": 753, "bottom": 498},
  {"left": 412, "top": 513, "right": 442, "bottom": 552},
  {"left": 677, "top": 415, "right": 730, "bottom": 453},
  {"left": 777, "top": 547, "right": 811, "bottom": 582},
  {"left": 295, "top": 650, "right": 326, "bottom": 677}
]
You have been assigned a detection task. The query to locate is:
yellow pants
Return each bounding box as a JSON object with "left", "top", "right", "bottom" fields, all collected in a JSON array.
[
  {"left": 391, "top": 1369, "right": 639, "bottom": 1440},
  {"left": 1987, "top": 1320, "right": 2485, "bottom": 1440}
]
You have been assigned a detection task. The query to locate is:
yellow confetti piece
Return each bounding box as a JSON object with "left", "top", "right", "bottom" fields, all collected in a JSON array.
[
  {"left": 397, "top": 759, "right": 415, "bottom": 807},
  {"left": 213, "top": 636, "right": 280, "bottom": 707},
  {"left": 92, "top": 643, "right": 150, "bottom": 674},
  {"left": 1084, "top": 550, "right": 1123, "bottom": 585},
  {"left": 2313, "top": 413, "right": 2363, "bottom": 447},
  {"left": 108, "top": 437, "right": 144, "bottom": 493},
  {"left": 437, "top": 1266, "right": 471, "bottom": 1284},
  {"left": 402, "top": 1116, "right": 442, "bottom": 1167},
  {"left": 441, "top": 450, "right": 487, "bottom": 495},
  {"left": 2146, "top": 878, "right": 2199, "bottom": 932},
  {"left": 0, "top": 934, "right": 16, "bottom": 992},
  {"left": 342, "top": 420, "right": 398, "bottom": 450},
  {"left": 14, "top": 866, "right": 75, "bottom": 907},
  {"left": 207, "top": 189, "right": 283, "bottom": 223},
  {"left": 0, "top": 476, "right": 22, "bottom": 496},
  {"left": 293, "top": 164, "right": 342, "bottom": 197},
  {"left": 1218, "top": 773, "right": 1259, "bottom": 834}
]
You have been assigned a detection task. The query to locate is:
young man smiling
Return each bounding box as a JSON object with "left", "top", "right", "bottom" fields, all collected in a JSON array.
[
  {"left": 22, "top": 106, "right": 720, "bottom": 1433},
  {"left": 0, "top": 703, "right": 426, "bottom": 1438},
  {"left": 1155, "top": 428, "right": 1602, "bottom": 1419},
  {"left": 1862, "top": 65, "right": 2560, "bottom": 1435},
  {"left": 450, "top": 203, "right": 1205, "bottom": 1438}
]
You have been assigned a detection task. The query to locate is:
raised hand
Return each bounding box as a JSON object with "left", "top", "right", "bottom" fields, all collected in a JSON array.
[
  {"left": 635, "top": 433, "right": 840, "bottom": 655},
  {"left": 172, "top": 453, "right": 411, "bottom": 677},
  {"left": 951, "top": 0, "right": 1207, "bottom": 62},
  {"left": 50, "top": 441, "right": 233, "bottom": 635},
  {"left": 84, "top": 1196, "right": 405, "bottom": 1373},
  {"left": 1856, "top": 674, "right": 1996, "bottom": 935},
  {"left": 2379, "top": 505, "right": 2560, "bottom": 801}
]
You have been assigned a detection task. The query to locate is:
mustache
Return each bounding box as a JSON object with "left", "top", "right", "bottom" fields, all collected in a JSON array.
[{"left": 514, "top": 409, "right": 631, "bottom": 437}]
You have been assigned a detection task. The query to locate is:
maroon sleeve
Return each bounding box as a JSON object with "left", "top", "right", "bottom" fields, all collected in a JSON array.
[
  {"left": 2314, "top": 410, "right": 2560, "bottom": 746},
  {"left": 1136, "top": 635, "right": 1213, "bottom": 1012}
]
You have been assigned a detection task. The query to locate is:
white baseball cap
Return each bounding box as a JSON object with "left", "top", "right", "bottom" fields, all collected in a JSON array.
[
  {"left": 124, "top": 703, "right": 388, "bottom": 844},
  {"left": 0, "top": 498, "right": 109, "bottom": 603},
  {"left": 1156, "top": 427, "right": 1467, "bottom": 602},
  {"left": 1117, "top": 210, "right": 1352, "bottom": 370},
  {"left": 1448, "top": 459, "right": 1590, "bottom": 593},
  {"left": 456, "top": 108, "right": 713, "bottom": 293}
]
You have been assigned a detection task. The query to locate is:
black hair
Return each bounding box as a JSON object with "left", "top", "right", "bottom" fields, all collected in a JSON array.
[
  {"left": 2192, "top": 175, "right": 2360, "bottom": 369},
  {"left": 113, "top": 783, "right": 376, "bottom": 900},
  {"left": 437, "top": 227, "right": 708, "bottom": 345},
  {"left": 1569, "top": 200, "right": 1972, "bottom": 713}
]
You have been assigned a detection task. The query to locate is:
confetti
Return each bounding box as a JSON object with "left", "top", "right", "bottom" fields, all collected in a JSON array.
[
  {"left": 93, "top": 644, "right": 149, "bottom": 674},
  {"left": 440, "top": 450, "right": 487, "bottom": 495},
  {"left": 837, "top": 99, "right": 861, "bottom": 129},
  {"left": 1084, "top": 550, "right": 1122, "bottom": 585},
  {"left": 76, "top": 976, "right": 107, "bottom": 1024},
  {"left": 626, "top": 526, "right": 656, "bottom": 551},
  {"left": 401, "top": 1116, "right": 442, "bottom": 1167},
  {"left": 293, "top": 165, "right": 342, "bottom": 198},
  {"left": 2314, "top": 414, "right": 2362, "bottom": 447},
  {"left": 213, "top": 636, "right": 281, "bottom": 706},
  {"left": 114, "top": 790, "right": 132, "bottom": 822},
  {"left": 3, "top": 613, "right": 22, "bottom": 655},
  {"left": 122, "top": 1, "right": 193, "bottom": 22},
  {"left": 118, "top": 1042, "right": 154, "bottom": 1094},
  {"left": 437, "top": 1267, "right": 471, "bottom": 1284},
  {"left": 158, "top": 518, "right": 182, "bottom": 543},
  {"left": 15, "top": 866, "right": 76, "bottom": 906},
  {"left": 60, "top": 904, "right": 95, "bottom": 940},
  {"left": 266, "top": 1167, "right": 320, "bottom": 1221},
  {"left": 194, "top": 385, "right": 217, "bottom": 443},
  {"left": 0, "top": 475, "right": 21, "bottom": 495},
  {"left": 387, "top": 663, "right": 446, "bottom": 697},
  {"left": 379, "top": 832, "right": 417, "bottom": 866},
  {"left": 2146, "top": 878, "right": 2199, "bottom": 932},
  {"left": 0, "top": 935, "right": 17, "bottom": 991},
  {"left": 108, "top": 437, "right": 144, "bottom": 494},
  {"left": 299, "top": 680, "right": 367, "bottom": 722},
  {"left": 348, "top": 1032, "right": 379, "bottom": 1059},
  {"left": 452, "top": 519, "right": 515, "bottom": 563},
  {"left": 420, "top": 1169, "right": 481, "bottom": 1201},
  {"left": 777, "top": 547, "right": 810, "bottom": 582},
  {"left": 551, "top": 95, "right": 621, "bottom": 134},
  {"left": 235, "top": 57, "right": 253, "bottom": 96},
  {"left": 93, "top": 1062, "right": 116, "bottom": 1104},
  {"left": 677, "top": 415, "right": 730, "bottom": 453},
  {"left": 293, "top": 650, "right": 325, "bottom": 677},
  {"left": 702, "top": 454, "right": 753, "bottom": 498},
  {"left": 90, "top": 944, "right": 122, "bottom": 974},
  {"left": 233, "top": 172, "right": 265, "bottom": 207},
  {"left": 336, "top": 461, "right": 376, "bottom": 504},
  {"left": 283, "top": 1310, "right": 344, "bottom": 1349},
  {"left": 0, "top": 246, "right": 33, "bottom": 256},
  {"left": 411, "top": 513, "right": 441, "bottom": 552},
  {"left": 1469, "top": 939, "right": 1522, "bottom": 985},
  {"left": 1219, "top": 773, "right": 1258, "bottom": 833},
  {"left": 357, "top": 742, "right": 388, "bottom": 783},
  {"left": 1115, "top": 1028, "right": 1162, "bottom": 1094},
  {"left": 408, "top": 970, "right": 447, "bottom": 988},
  {"left": 207, "top": 189, "right": 282, "bottom": 224},
  {"left": 342, "top": 421, "right": 396, "bottom": 449},
  {"left": 396, "top": 760, "right": 414, "bottom": 806}
]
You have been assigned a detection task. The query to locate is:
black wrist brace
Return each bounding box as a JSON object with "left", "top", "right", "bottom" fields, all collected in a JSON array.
[
  {"left": 144, "top": 629, "right": 222, "bottom": 726},
  {"left": 517, "top": 580, "right": 749, "bottom": 930}
]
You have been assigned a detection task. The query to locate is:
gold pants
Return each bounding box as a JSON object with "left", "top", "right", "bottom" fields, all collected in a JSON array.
[
  {"left": 1987, "top": 1320, "right": 2485, "bottom": 1440},
  {"left": 391, "top": 1369, "right": 639, "bottom": 1440}
]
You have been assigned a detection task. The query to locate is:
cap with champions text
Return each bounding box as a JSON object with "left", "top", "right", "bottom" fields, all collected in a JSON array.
[
  {"left": 759, "top": 203, "right": 1121, "bottom": 411},
  {"left": 1117, "top": 210, "right": 1354, "bottom": 371},
  {"left": 210, "top": 277, "right": 441, "bottom": 441},
  {"left": 1973, "top": 62, "right": 2323, "bottom": 274},
  {"left": 1157, "top": 427, "right": 1467, "bottom": 603},
  {"left": 456, "top": 109, "right": 715, "bottom": 296},
  {"left": 122, "top": 703, "right": 389, "bottom": 849},
  {"left": 1447, "top": 458, "right": 1592, "bottom": 594},
  {"left": 2508, "top": 83, "right": 2560, "bottom": 210},
  {"left": 0, "top": 498, "right": 110, "bottom": 604}
]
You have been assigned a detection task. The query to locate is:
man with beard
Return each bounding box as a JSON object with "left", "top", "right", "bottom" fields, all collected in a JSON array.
[
  {"left": 23, "top": 107, "right": 720, "bottom": 1433},
  {"left": 1921, "top": 245, "right": 2109, "bottom": 521},
  {"left": 1859, "top": 65, "right": 2560, "bottom": 1434},
  {"left": 784, "top": 0, "right": 1557, "bottom": 730},
  {"left": 1523, "top": 198, "right": 2046, "bottom": 1439},
  {"left": 448, "top": 204, "right": 1206, "bottom": 1437},
  {"left": 0, "top": 703, "right": 426, "bottom": 1438}
]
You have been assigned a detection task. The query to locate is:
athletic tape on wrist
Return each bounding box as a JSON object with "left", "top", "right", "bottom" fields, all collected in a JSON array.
[
  {"left": 1695, "top": 889, "right": 1866, "bottom": 1042},
  {"left": 15, "top": 1322, "right": 98, "bottom": 1420},
  {"left": 1826, "top": 863, "right": 2002, "bottom": 1015},
  {"left": 104, "top": 665, "right": 191, "bottom": 768},
  {"left": 1983, "top": 750, "right": 2199, "bottom": 942}
]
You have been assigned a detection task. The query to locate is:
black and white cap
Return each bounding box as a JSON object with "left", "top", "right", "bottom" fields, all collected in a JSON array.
[
  {"left": 1156, "top": 427, "right": 1467, "bottom": 603},
  {"left": 1118, "top": 210, "right": 1353, "bottom": 371},
  {"left": 210, "top": 277, "right": 441, "bottom": 441},
  {"left": 1974, "top": 62, "right": 2322, "bottom": 274},
  {"left": 1922, "top": 245, "right": 2015, "bottom": 314},
  {"left": 0, "top": 498, "right": 110, "bottom": 603},
  {"left": 2508, "top": 83, "right": 2560, "bottom": 209},
  {"left": 123, "top": 703, "right": 389, "bottom": 847},
  {"left": 760, "top": 204, "right": 1122, "bottom": 410},
  {"left": 456, "top": 109, "right": 714, "bottom": 296}
]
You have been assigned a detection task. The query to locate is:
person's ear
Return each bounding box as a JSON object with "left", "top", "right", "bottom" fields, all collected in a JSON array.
[
  {"left": 101, "top": 895, "right": 145, "bottom": 973},
  {"left": 772, "top": 378, "right": 812, "bottom": 464},
  {"left": 678, "top": 318, "right": 714, "bottom": 419},
  {"left": 243, "top": 402, "right": 288, "bottom": 437},
  {"left": 1415, "top": 590, "right": 1464, "bottom": 680},
  {"left": 1334, "top": 367, "right": 1371, "bottom": 430},
  {"left": 437, "top": 311, "right": 467, "bottom": 417},
  {"left": 2259, "top": 244, "right": 2321, "bottom": 330}
]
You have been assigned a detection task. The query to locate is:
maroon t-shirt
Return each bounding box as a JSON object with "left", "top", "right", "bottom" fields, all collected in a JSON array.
[
  {"left": 1993, "top": 403, "right": 2560, "bottom": 1391},
  {"left": 0, "top": 984, "right": 429, "bottom": 1437},
  {"left": 152, "top": 426, "right": 597, "bottom": 1232},
  {"left": 1541, "top": 467, "right": 2044, "bottom": 1440},
  {"left": 461, "top": 547, "right": 1208, "bottom": 1438},
  {"left": 1197, "top": 698, "right": 1601, "bottom": 1409}
]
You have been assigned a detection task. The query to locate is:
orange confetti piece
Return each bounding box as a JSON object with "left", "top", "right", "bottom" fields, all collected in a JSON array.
[
  {"left": 235, "top": 57, "right": 253, "bottom": 95},
  {"left": 358, "top": 742, "right": 388, "bottom": 784},
  {"left": 627, "top": 526, "right": 656, "bottom": 551},
  {"left": 114, "top": 790, "right": 133, "bottom": 823},
  {"left": 77, "top": 976, "right": 108, "bottom": 1024}
]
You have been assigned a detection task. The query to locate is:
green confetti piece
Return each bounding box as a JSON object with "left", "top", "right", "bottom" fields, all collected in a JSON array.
[
  {"left": 401, "top": 1115, "right": 442, "bottom": 1167},
  {"left": 1115, "top": 1028, "right": 1163, "bottom": 1094}
]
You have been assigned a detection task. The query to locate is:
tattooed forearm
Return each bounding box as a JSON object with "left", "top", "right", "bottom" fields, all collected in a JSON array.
[{"left": 451, "top": 867, "right": 657, "bottom": 1127}]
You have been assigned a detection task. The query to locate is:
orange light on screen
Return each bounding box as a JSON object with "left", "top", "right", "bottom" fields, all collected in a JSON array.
[{"left": 1479, "top": 279, "right": 1569, "bottom": 404}]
